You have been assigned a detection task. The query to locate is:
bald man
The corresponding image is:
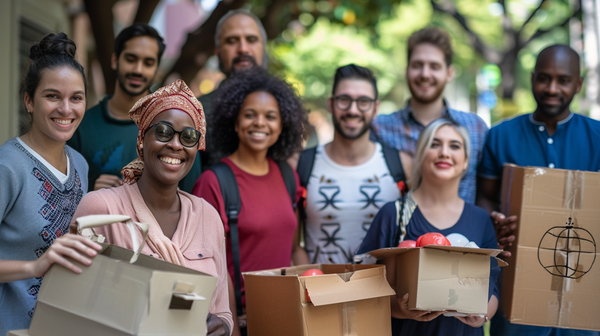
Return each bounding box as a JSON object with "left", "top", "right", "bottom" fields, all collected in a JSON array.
[{"left": 477, "top": 45, "right": 600, "bottom": 335}]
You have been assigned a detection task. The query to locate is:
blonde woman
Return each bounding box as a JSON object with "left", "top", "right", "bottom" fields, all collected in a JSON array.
[{"left": 359, "top": 118, "right": 500, "bottom": 336}]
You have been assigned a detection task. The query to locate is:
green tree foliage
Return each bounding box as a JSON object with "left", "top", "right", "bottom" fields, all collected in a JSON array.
[{"left": 268, "top": 0, "right": 582, "bottom": 122}]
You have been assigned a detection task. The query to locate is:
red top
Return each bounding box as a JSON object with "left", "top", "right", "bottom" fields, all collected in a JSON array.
[{"left": 192, "top": 157, "right": 301, "bottom": 303}]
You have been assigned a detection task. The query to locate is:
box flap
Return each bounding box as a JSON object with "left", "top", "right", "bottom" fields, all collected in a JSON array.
[
  {"left": 303, "top": 267, "right": 395, "bottom": 306},
  {"left": 368, "top": 246, "right": 504, "bottom": 259}
]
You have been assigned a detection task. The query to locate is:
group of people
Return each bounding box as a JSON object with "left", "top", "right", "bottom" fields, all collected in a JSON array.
[{"left": 1, "top": 7, "right": 599, "bottom": 336}]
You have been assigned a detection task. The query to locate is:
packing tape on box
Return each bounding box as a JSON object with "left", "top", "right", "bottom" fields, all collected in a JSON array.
[
  {"left": 340, "top": 302, "right": 357, "bottom": 336},
  {"left": 563, "top": 170, "right": 584, "bottom": 210}
]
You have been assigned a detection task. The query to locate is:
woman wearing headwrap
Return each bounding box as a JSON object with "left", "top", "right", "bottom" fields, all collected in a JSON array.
[{"left": 72, "top": 80, "right": 232, "bottom": 336}]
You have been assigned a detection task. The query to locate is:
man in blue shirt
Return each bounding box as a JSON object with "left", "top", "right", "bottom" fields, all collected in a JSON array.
[
  {"left": 371, "top": 27, "right": 488, "bottom": 204},
  {"left": 478, "top": 45, "right": 600, "bottom": 336}
]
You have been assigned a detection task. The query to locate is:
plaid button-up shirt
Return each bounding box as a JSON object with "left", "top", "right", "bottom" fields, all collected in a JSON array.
[{"left": 370, "top": 101, "right": 488, "bottom": 204}]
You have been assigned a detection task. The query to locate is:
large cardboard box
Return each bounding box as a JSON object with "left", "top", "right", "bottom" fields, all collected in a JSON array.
[
  {"left": 368, "top": 246, "right": 505, "bottom": 314},
  {"left": 7, "top": 330, "right": 29, "bottom": 336},
  {"left": 244, "top": 264, "right": 395, "bottom": 336},
  {"left": 500, "top": 165, "right": 600, "bottom": 331},
  {"left": 28, "top": 215, "right": 218, "bottom": 336}
]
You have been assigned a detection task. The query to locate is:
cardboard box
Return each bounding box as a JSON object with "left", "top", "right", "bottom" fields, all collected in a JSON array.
[
  {"left": 7, "top": 330, "right": 30, "bottom": 336},
  {"left": 368, "top": 245, "right": 505, "bottom": 314},
  {"left": 500, "top": 165, "right": 600, "bottom": 331},
  {"left": 244, "top": 264, "right": 395, "bottom": 336},
  {"left": 28, "top": 215, "right": 218, "bottom": 336}
]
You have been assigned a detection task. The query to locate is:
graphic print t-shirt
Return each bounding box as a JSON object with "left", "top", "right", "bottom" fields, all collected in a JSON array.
[{"left": 304, "top": 143, "right": 400, "bottom": 264}]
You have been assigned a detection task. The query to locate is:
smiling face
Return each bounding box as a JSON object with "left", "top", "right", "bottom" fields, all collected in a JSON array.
[
  {"left": 217, "top": 14, "right": 264, "bottom": 75},
  {"left": 406, "top": 43, "right": 453, "bottom": 104},
  {"left": 24, "top": 66, "right": 86, "bottom": 144},
  {"left": 141, "top": 109, "right": 198, "bottom": 186},
  {"left": 532, "top": 48, "right": 582, "bottom": 119},
  {"left": 112, "top": 36, "right": 160, "bottom": 97},
  {"left": 235, "top": 91, "right": 282, "bottom": 156},
  {"left": 329, "top": 78, "right": 379, "bottom": 140},
  {"left": 421, "top": 125, "right": 468, "bottom": 183}
]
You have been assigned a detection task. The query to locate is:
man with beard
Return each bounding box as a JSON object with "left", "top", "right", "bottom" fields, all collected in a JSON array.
[
  {"left": 478, "top": 45, "right": 600, "bottom": 336},
  {"left": 371, "top": 27, "right": 488, "bottom": 204},
  {"left": 295, "top": 64, "right": 406, "bottom": 264},
  {"left": 199, "top": 9, "right": 268, "bottom": 168},
  {"left": 68, "top": 24, "right": 201, "bottom": 192}
]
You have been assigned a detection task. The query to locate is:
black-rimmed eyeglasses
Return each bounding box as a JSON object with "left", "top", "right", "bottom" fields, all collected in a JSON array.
[
  {"left": 333, "top": 95, "right": 375, "bottom": 113},
  {"left": 146, "top": 122, "right": 201, "bottom": 148}
]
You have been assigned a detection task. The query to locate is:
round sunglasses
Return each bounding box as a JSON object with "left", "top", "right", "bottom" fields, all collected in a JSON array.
[{"left": 147, "top": 122, "right": 201, "bottom": 148}]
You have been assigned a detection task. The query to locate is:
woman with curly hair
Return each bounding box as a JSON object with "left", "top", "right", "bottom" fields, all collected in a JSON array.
[{"left": 192, "top": 67, "right": 307, "bottom": 335}]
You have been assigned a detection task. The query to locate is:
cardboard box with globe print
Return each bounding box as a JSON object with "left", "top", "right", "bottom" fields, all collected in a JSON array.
[{"left": 500, "top": 165, "right": 600, "bottom": 331}]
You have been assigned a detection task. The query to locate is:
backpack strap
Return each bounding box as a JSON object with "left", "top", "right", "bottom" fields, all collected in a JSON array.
[
  {"left": 297, "top": 147, "right": 317, "bottom": 188},
  {"left": 276, "top": 160, "right": 296, "bottom": 208},
  {"left": 381, "top": 144, "right": 407, "bottom": 194},
  {"left": 295, "top": 147, "right": 317, "bottom": 249},
  {"left": 209, "top": 162, "right": 243, "bottom": 316}
]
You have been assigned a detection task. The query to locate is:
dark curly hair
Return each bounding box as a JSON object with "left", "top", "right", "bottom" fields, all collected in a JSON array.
[{"left": 211, "top": 67, "right": 307, "bottom": 161}]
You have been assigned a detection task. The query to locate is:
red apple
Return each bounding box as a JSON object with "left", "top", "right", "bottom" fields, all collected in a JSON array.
[
  {"left": 301, "top": 269, "right": 324, "bottom": 303},
  {"left": 398, "top": 240, "right": 417, "bottom": 248},
  {"left": 417, "top": 232, "right": 451, "bottom": 247},
  {"left": 301, "top": 269, "right": 324, "bottom": 276}
]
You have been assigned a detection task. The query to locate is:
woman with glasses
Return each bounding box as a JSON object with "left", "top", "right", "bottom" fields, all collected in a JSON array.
[
  {"left": 72, "top": 80, "right": 232, "bottom": 336},
  {"left": 193, "top": 67, "right": 306, "bottom": 336},
  {"left": 0, "top": 33, "right": 103, "bottom": 336}
]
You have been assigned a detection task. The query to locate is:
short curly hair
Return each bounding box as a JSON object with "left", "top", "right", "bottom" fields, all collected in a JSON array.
[{"left": 211, "top": 67, "right": 307, "bottom": 161}]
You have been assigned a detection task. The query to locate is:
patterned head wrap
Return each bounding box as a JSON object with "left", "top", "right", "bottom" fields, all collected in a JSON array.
[{"left": 121, "top": 79, "right": 205, "bottom": 184}]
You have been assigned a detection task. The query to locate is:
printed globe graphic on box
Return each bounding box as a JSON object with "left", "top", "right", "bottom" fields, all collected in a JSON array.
[{"left": 538, "top": 217, "right": 597, "bottom": 279}]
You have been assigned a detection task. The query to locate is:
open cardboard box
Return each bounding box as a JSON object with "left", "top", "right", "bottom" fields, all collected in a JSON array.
[
  {"left": 244, "top": 264, "right": 395, "bottom": 336},
  {"left": 368, "top": 245, "right": 506, "bottom": 315},
  {"left": 500, "top": 165, "right": 600, "bottom": 331},
  {"left": 27, "top": 215, "right": 218, "bottom": 336}
]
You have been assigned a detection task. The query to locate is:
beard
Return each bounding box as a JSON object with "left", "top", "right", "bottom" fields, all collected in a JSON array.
[
  {"left": 332, "top": 113, "right": 372, "bottom": 140},
  {"left": 218, "top": 53, "right": 259, "bottom": 76},
  {"left": 116, "top": 66, "right": 153, "bottom": 97},
  {"left": 533, "top": 93, "right": 573, "bottom": 118},
  {"left": 408, "top": 80, "right": 446, "bottom": 104}
]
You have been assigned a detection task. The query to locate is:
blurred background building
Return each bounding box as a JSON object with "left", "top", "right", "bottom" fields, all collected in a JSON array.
[{"left": 1, "top": 0, "right": 598, "bottom": 146}]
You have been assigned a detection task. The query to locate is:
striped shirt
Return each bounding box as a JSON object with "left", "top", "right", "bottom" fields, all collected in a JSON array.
[{"left": 370, "top": 101, "right": 488, "bottom": 204}]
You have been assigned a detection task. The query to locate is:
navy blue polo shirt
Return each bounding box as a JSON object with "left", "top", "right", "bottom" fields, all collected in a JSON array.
[{"left": 479, "top": 113, "right": 600, "bottom": 178}]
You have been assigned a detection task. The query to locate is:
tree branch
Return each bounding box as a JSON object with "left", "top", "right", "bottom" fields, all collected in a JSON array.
[
  {"left": 517, "top": 0, "right": 547, "bottom": 38},
  {"left": 521, "top": 4, "right": 582, "bottom": 48},
  {"left": 162, "top": 0, "right": 247, "bottom": 85},
  {"left": 84, "top": 0, "right": 117, "bottom": 94},
  {"left": 133, "top": 0, "right": 161, "bottom": 24},
  {"left": 261, "top": 0, "right": 296, "bottom": 39},
  {"left": 430, "top": 0, "right": 501, "bottom": 63}
]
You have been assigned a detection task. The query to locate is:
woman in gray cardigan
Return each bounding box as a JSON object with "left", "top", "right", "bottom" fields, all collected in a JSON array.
[{"left": 0, "top": 33, "right": 102, "bottom": 335}]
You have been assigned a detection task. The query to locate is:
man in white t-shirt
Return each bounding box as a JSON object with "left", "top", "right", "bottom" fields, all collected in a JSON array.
[{"left": 296, "top": 64, "right": 408, "bottom": 264}]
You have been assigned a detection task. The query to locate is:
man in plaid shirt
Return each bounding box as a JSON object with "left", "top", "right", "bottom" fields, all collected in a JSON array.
[{"left": 371, "top": 27, "right": 487, "bottom": 204}]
